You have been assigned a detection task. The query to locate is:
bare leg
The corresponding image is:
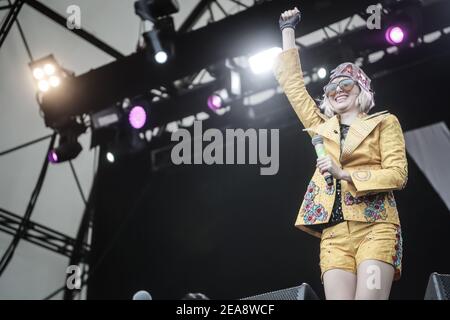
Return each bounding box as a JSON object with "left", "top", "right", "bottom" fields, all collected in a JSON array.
[
  {"left": 355, "top": 260, "right": 395, "bottom": 300},
  {"left": 323, "top": 269, "right": 357, "bottom": 300}
]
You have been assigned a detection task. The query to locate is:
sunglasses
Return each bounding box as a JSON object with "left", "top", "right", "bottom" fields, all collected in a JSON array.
[{"left": 324, "top": 78, "right": 356, "bottom": 97}]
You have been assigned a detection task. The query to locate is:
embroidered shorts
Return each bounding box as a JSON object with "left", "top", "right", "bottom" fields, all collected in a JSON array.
[{"left": 319, "top": 221, "right": 402, "bottom": 281}]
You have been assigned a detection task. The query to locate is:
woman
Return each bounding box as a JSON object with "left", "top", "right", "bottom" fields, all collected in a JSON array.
[{"left": 274, "top": 7, "right": 408, "bottom": 300}]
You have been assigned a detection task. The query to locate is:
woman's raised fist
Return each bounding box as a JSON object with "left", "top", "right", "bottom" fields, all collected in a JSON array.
[{"left": 279, "top": 7, "right": 301, "bottom": 31}]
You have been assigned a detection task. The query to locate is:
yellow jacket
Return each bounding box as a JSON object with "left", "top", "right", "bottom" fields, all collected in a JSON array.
[{"left": 273, "top": 48, "right": 408, "bottom": 238}]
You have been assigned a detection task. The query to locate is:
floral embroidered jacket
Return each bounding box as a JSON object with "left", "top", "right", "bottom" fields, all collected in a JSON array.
[{"left": 273, "top": 48, "right": 408, "bottom": 238}]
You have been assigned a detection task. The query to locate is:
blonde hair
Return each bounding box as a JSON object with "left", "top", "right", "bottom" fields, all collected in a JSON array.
[{"left": 319, "top": 85, "right": 375, "bottom": 118}]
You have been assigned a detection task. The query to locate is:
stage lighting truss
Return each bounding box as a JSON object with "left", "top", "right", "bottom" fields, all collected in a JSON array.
[
  {"left": 29, "top": 55, "right": 67, "bottom": 94},
  {"left": 134, "top": 0, "right": 179, "bottom": 22}
]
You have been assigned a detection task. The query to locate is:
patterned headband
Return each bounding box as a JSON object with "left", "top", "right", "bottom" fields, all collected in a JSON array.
[{"left": 328, "top": 62, "right": 373, "bottom": 93}]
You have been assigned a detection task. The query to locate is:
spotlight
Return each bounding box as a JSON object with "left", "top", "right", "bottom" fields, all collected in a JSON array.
[
  {"left": 48, "top": 121, "right": 86, "bottom": 164},
  {"left": 154, "top": 51, "right": 168, "bottom": 64},
  {"left": 29, "top": 55, "right": 65, "bottom": 93},
  {"left": 48, "top": 150, "right": 59, "bottom": 163},
  {"left": 33, "top": 68, "right": 44, "bottom": 80},
  {"left": 206, "top": 67, "right": 241, "bottom": 112},
  {"left": 249, "top": 47, "right": 282, "bottom": 74},
  {"left": 44, "top": 63, "right": 56, "bottom": 75},
  {"left": 48, "top": 141, "right": 82, "bottom": 164},
  {"left": 106, "top": 152, "right": 115, "bottom": 163},
  {"left": 207, "top": 93, "right": 223, "bottom": 111},
  {"left": 128, "top": 105, "right": 147, "bottom": 129},
  {"left": 385, "top": 25, "right": 405, "bottom": 45},
  {"left": 207, "top": 88, "right": 233, "bottom": 112},
  {"left": 382, "top": 1, "right": 423, "bottom": 47},
  {"left": 137, "top": 0, "right": 177, "bottom": 64},
  {"left": 317, "top": 67, "right": 327, "bottom": 79},
  {"left": 144, "top": 29, "right": 170, "bottom": 64}
]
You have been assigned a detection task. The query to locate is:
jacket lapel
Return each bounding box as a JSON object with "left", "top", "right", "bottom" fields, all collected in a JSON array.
[
  {"left": 340, "top": 111, "right": 390, "bottom": 162},
  {"left": 312, "top": 115, "right": 340, "bottom": 146}
]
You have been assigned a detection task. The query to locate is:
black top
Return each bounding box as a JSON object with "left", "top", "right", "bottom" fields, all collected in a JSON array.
[{"left": 310, "top": 124, "right": 350, "bottom": 232}]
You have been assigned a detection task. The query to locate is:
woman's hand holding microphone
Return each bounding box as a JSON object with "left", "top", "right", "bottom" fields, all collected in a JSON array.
[{"left": 316, "top": 155, "right": 353, "bottom": 183}]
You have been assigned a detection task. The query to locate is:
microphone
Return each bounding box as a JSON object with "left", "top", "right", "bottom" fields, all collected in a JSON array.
[
  {"left": 132, "top": 290, "right": 152, "bottom": 300},
  {"left": 311, "top": 135, "right": 334, "bottom": 187}
]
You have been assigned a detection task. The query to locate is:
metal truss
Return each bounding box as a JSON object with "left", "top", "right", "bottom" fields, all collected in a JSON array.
[
  {"left": 179, "top": 0, "right": 256, "bottom": 33},
  {"left": 0, "top": 0, "right": 25, "bottom": 49},
  {"left": 0, "top": 207, "right": 90, "bottom": 258}
]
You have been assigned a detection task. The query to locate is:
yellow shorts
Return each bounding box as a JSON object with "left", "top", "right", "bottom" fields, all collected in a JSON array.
[{"left": 319, "top": 221, "right": 402, "bottom": 281}]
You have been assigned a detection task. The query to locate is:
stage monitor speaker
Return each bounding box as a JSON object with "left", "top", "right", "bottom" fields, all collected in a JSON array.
[
  {"left": 241, "top": 283, "right": 319, "bottom": 300},
  {"left": 425, "top": 272, "right": 450, "bottom": 300}
]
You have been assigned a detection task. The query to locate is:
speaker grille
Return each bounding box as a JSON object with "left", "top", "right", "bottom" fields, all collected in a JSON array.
[
  {"left": 425, "top": 273, "right": 450, "bottom": 300},
  {"left": 437, "top": 274, "right": 450, "bottom": 299},
  {"left": 241, "top": 283, "right": 319, "bottom": 300}
]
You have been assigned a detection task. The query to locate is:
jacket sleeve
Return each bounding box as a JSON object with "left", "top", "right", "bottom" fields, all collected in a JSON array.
[
  {"left": 273, "top": 48, "right": 327, "bottom": 135},
  {"left": 347, "top": 115, "right": 408, "bottom": 197}
]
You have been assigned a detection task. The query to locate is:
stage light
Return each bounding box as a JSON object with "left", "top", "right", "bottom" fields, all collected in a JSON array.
[
  {"left": 32, "top": 68, "right": 44, "bottom": 80},
  {"left": 90, "top": 104, "right": 123, "bottom": 148},
  {"left": 48, "top": 121, "right": 86, "bottom": 164},
  {"left": 385, "top": 26, "right": 405, "bottom": 45},
  {"left": 29, "top": 55, "right": 65, "bottom": 94},
  {"left": 38, "top": 80, "right": 50, "bottom": 92},
  {"left": 144, "top": 29, "right": 170, "bottom": 64},
  {"left": 207, "top": 94, "right": 223, "bottom": 111},
  {"left": 129, "top": 105, "right": 147, "bottom": 129},
  {"left": 106, "top": 152, "right": 115, "bottom": 163},
  {"left": 155, "top": 51, "right": 168, "bottom": 64},
  {"left": 48, "top": 141, "right": 82, "bottom": 164},
  {"left": 91, "top": 105, "right": 121, "bottom": 130},
  {"left": 44, "top": 63, "right": 56, "bottom": 75},
  {"left": 48, "top": 150, "right": 58, "bottom": 163},
  {"left": 49, "top": 76, "right": 61, "bottom": 87},
  {"left": 317, "top": 67, "right": 327, "bottom": 79},
  {"left": 136, "top": 1, "right": 177, "bottom": 65},
  {"left": 207, "top": 88, "right": 231, "bottom": 112},
  {"left": 206, "top": 67, "right": 241, "bottom": 112},
  {"left": 249, "top": 47, "right": 282, "bottom": 74}
]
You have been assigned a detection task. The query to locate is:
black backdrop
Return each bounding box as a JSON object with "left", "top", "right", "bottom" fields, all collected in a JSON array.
[{"left": 88, "top": 51, "right": 450, "bottom": 300}]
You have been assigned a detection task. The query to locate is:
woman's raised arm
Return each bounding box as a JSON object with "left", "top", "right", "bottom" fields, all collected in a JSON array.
[{"left": 273, "top": 7, "right": 327, "bottom": 132}]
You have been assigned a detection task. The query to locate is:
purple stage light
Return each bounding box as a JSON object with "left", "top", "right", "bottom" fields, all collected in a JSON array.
[
  {"left": 129, "top": 105, "right": 147, "bottom": 129},
  {"left": 385, "top": 26, "right": 405, "bottom": 45},
  {"left": 207, "top": 94, "right": 222, "bottom": 111},
  {"left": 48, "top": 150, "right": 58, "bottom": 163}
]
